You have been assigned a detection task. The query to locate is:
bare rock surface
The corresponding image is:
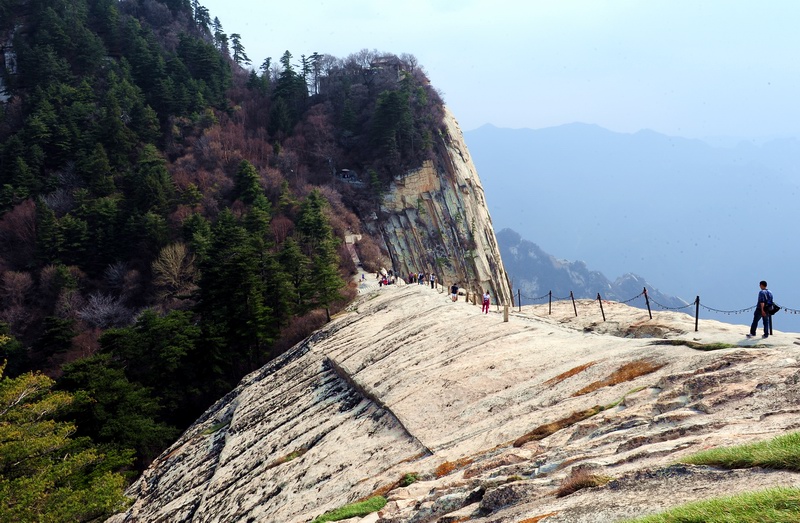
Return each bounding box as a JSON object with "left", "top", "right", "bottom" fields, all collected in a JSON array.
[
  {"left": 372, "top": 107, "right": 513, "bottom": 306},
  {"left": 109, "top": 280, "right": 800, "bottom": 523}
]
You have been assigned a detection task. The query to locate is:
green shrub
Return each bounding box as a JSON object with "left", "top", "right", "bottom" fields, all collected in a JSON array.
[
  {"left": 311, "top": 496, "right": 387, "bottom": 523},
  {"left": 399, "top": 473, "right": 419, "bottom": 487}
]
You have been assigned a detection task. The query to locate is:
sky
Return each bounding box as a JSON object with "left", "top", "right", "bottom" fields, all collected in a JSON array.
[{"left": 198, "top": 0, "right": 800, "bottom": 141}]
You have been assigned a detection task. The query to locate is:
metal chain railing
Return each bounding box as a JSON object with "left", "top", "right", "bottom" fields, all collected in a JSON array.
[
  {"left": 510, "top": 284, "right": 798, "bottom": 332},
  {"left": 617, "top": 290, "right": 645, "bottom": 305},
  {"left": 647, "top": 296, "right": 695, "bottom": 311},
  {"left": 519, "top": 292, "right": 550, "bottom": 302},
  {"left": 699, "top": 303, "right": 755, "bottom": 315}
]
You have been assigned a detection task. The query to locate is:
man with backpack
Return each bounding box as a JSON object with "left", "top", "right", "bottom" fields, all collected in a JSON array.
[{"left": 747, "top": 280, "right": 774, "bottom": 338}]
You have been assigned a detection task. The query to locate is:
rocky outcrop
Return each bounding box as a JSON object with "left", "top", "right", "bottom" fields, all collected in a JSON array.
[
  {"left": 110, "top": 276, "right": 800, "bottom": 522},
  {"left": 373, "top": 107, "right": 513, "bottom": 306}
]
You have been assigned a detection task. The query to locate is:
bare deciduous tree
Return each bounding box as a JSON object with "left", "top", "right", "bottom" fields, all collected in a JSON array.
[
  {"left": 78, "top": 293, "right": 134, "bottom": 329},
  {"left": 1, "top": 271, "right": 34, "bottom": 307},
  {"left": 151, "top": 243, "right": 198, "bottom": 300}
]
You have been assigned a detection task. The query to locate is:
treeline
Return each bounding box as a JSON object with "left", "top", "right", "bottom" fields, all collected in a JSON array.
[{"left": 0, "top": 0, "right": 447, "bottom": 520}]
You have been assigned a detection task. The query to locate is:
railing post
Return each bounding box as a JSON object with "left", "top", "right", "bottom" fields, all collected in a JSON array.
[
  {"left": 570, "top": 291, "right": 578, "bottom": 317},
  {"left": 504, "top": 304, "right": 509, "bottom": 322},
  {"left": 643, "top": 287, "right": 652, "bottom": 319},
  {"left": 597, "top": 293, "right": 606, "bottom": 322},
  {"left": 518, "top": 289, "right": 521, "bottom": 312},
  {"left": 695, "top": 296, "right": 700, "bottom": 332},
  {"left": 549, "top": 291, "right": 552, "bottom": 315}
]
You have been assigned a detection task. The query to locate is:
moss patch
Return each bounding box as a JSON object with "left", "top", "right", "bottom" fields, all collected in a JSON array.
[
  {"left": 651, "top": 340, "right": 737, "bottom": 351},
  {"left": 311, "top": 496, "right": 387, "bottom": 523}
]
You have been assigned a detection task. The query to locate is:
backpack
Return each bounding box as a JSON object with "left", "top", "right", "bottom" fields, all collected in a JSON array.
[{"left": 765, "top": 290, "right": 780, "bottom": 315}]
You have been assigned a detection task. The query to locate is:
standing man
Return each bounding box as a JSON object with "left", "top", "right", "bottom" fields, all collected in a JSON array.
[
  {"left": 430, "top": 273, "right": 435, "bottom": 289},
  {"left": 747, "top": 280, "right": 773, "bottom": 338}
]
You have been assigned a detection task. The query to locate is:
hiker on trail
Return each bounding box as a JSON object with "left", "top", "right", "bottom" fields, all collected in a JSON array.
[
  {"left": 418, "top": 272, "right": 425, "bottom": 285},
  {"left": 747, "top": 280, "right": 773, "bottom": 338},
  {"left": 450, "top": 284, "right": 459, "bottom": 302},
  {"left": 429, "top": 273, "right": 436, "bottom": 289},
  {"left": 482, "top": 290, "right": 490, "bottom": 314}
]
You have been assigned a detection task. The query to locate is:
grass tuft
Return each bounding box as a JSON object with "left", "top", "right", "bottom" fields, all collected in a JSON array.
[
  {"left": 398, "top": 472, "right": 419, "bottom": 487},
  {"left": 681, "top": 431, "right": 800, "bottom": 471},
  {"left": 622, "top": 487, "right": 800, "bottom": 523},
  {"left": 513, "top": 406, "right": 604, "bottom": 447},
  {"left": 265, "top": 447, "right": 308, "bottom": 470},
  {"left": 311, "top": 496, "right": 387, "bottom": 523},
  {"left": 573, "top": 360, "right": 664, "bottom": 397},
  {"left": 201, "top": 421, "right": 230, "bottom": 435},
  {"left": 544, "top": 361, "right": 597, "bottom": 386},
  {"left": 555, "top": 468, "right": 611, "bottom": 497},
  {"left": 651, "top": 340, "right": 737, "bottom": 351}
]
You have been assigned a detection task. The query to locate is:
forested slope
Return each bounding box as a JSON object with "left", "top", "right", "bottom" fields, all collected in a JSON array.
[{"left": 0, "top": 0, "right": 448, "bottom": 519}]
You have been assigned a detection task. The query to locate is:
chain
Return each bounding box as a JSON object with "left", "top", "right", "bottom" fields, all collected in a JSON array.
[
  {"left": 516, "top": 289, "right": 800, "bottom": 317},
  {"left": 699, "top": 303, "right": 755, "bottom": 315},
  {"left": 519, "top": 292, "right": 550, "bottom": 301},
  {"left": 649, "top": 296, "right": 695, "bottom": 311},
  {"left": 617, "top": 291, "right": 645, "bottom": 304}
]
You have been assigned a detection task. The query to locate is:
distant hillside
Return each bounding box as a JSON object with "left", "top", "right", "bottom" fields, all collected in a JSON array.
[
  {"left": 0, "top": 1, "right": 500, "bottom": 515},
  {"left": 497, "top": 228, "right": 686, "bottom": 310},
  {"left": 464, "top": 123, "right": 800, "bottom": 332}
]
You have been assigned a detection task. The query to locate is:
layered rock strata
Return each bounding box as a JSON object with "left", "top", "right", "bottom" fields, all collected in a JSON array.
[{"left": 374, "top": 107, "right": 513, "bottom": 306}]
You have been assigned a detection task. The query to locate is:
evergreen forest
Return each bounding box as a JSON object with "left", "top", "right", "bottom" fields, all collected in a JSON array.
[{"left": 0, "top": 0, "right": 447, "bottom": 519}]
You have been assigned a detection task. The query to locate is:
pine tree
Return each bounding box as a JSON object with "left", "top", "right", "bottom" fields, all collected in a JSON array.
[
  {"left": 0, "top": 367, "right": 131, "bottom": 522},
  {"left": 230, "top": 33, "right": 250, "bottom": 65},
  {"left": 197, "top": 210, "right": 273, "bottom": 378}
]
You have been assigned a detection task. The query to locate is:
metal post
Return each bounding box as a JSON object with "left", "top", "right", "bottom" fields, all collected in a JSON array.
[
  {"left": 597, "top": 293, "right": 606, "bottom": 322},
  {"left": 549, "top": 290, "right": 552, "bottom": 315},
  {"left": 643, "top": 287, "right": 652, "bottom": 319},
  {"left": 570, "top": 291, "right": 578, "bottom": 317},
  {"left": 518, "top": 289, "right": 521, "bottom": 312},
  {"left": 695, "top": 296, "right": 700, "bottom": 332}
]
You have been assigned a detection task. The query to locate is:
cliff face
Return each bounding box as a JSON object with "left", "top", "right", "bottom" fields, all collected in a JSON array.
[
  {"left": 372, "top": 107, "right": 513, "bottom": 306},
  {"left": 109, "top": 277, "right": 800, "bottom": 523}
]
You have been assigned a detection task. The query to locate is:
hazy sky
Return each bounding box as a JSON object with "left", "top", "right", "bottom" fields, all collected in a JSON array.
[{"left": 199, "top": 0, "right": 800, "bottom": 140}]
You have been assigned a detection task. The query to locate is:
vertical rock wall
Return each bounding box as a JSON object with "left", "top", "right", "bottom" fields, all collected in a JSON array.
[{"left": 375, "top": 107, "right": 513, "bottom": 305}]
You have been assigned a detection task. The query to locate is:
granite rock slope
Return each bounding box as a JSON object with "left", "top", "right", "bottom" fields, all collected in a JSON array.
[
  {"left": 372, "top": 107, "right": 513, "bottom": 307},
  {"left": 109, "top": 278, "right": 800, "bottom": 523}
]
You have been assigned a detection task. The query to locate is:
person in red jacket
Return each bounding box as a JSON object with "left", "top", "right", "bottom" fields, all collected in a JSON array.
[{"left": 482, "top": 290, "right": 490, "bottom": 314}]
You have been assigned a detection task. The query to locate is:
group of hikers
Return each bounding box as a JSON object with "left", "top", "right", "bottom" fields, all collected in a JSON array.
[{"left": 374, "top": 269, "right": 492, "bottom": 314}]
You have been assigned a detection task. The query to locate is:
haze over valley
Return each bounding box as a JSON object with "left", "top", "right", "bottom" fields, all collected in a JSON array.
[{"left": 465, "top": 123, "right": 800, "bottom": 332}]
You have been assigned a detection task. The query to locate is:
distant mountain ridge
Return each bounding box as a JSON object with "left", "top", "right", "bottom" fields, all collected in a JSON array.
[
  {"left": 497, "top": 228, "right": 686, "bottom": 310},
  {"left": 464, "top": 122, "right": 800, "bottom": 332}
]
